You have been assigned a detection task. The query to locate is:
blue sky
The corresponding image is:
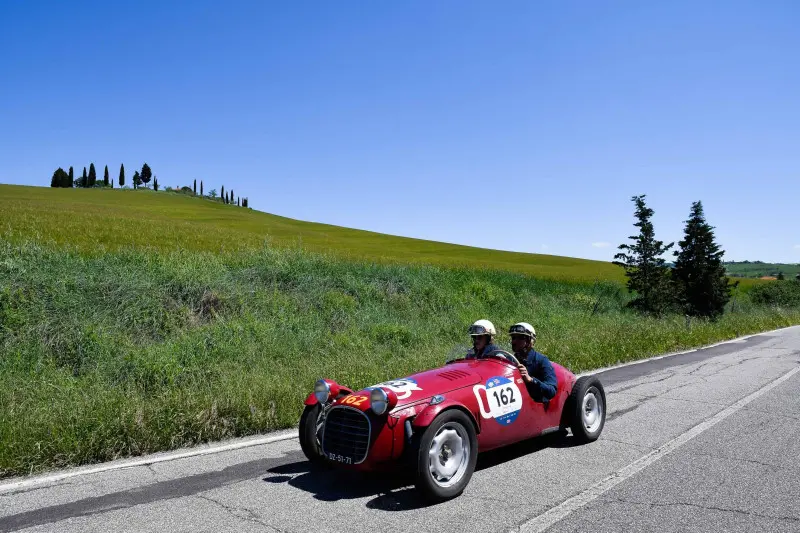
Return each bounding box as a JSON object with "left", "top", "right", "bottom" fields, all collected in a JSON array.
[{"left": 1, "top": 1, "right": 798, "bottom": 262}]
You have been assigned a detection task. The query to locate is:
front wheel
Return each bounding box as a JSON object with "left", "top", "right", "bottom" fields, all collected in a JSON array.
[
  {"left": 414, "top": 410, "right": 478, "bottom": 503},
  {"left": 565, "top": 375, "right": 606, "bottom": 443},
  {"left": 299, "top": 403, "right": 327, "bottom": 465}
]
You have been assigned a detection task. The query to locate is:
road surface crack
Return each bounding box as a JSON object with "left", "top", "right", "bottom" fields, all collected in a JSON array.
[
  {"left": 606, "top": 497, "right": 800, "bottom": 522},
  {"left": 144, "top": 464, "right": 162, "bottom": 482},
  {"left": 683, "top": 451, "right": 780, "bottom": 470},
  {"left": 196, "top": 494, "right": 281, "bottom": 531},
  {"left": 598, "top": 437, "right": 654, "bottom": 450},
  {"left": 0, "top": 480, "right": 77, "bottom": 498},
  {"left": 611, "top": 373, "right": 676, "bottom": 394}
]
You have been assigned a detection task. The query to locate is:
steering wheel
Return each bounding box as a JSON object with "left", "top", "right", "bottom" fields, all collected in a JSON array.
[{"left": 486, "top": 350, "right": 521, "bottom": 367}]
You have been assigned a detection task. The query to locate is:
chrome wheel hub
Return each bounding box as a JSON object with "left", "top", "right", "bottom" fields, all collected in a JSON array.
[
  {"left": 428, "top": 424, "right": 469, "bottom": 487},
  {"left": 582, "top": 387, "right": 603, "bottom": 434}
]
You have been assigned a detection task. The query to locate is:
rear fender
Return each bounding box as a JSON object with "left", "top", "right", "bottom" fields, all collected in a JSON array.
[
  {"left": 411, "top": 400, "right": 480, "bottom": 434},
  {"left": 303, "top": 386, "right": 355, "bottom": 406}
]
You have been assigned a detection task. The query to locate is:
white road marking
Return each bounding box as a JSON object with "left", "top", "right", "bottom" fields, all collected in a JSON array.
[
  {"left": 514, "top": 365, "right": 800, "bottom": 533},
  {"left": 0, "top": 431, "right": 298, "bottom": 495}
]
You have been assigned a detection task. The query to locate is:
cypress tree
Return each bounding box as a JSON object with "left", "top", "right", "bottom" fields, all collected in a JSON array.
[
  {"left": 672, "top": 201, "right": 732, "bottom": 319},
  {"left": 88, "top": 163, "right": 97, "bottom": 187},
  {"left": 153, "top": 176, "right": 159, "bottom": 191},
  {"left": 221, "top": 186, "right": 225, "bottom": 202},
  {"left": 200, "top": 180, "right": 203, "bottom": 196},
  {"left": 237, "top": 197, "right": 240, "bottom": 207},
  {"left": 193, "top": 179, "right": 197, "bottom": 195},
  {"left": 140, "top": 163, "right": 152, "bottom": 188},
  {"left": 50, "top": 168, "right": 60, "bottom": 187},
  {"left": 68, "top": 166, "right": 74, "bottom": 188},
  {"left": 613, "top": 195, "right": 675, "bottom": 316},
  {"left": 133, "top": 170, "right": 141, "bottom": 189},
  {"left": 104, "top": 165, "right": 109, "bottom": 186},
  {"left": 119, "top": 164, "right": 125, "bottom": 187},
  {"left": 230, "top": 189, "right": 234, "bottom": 202},
  {"left": 81, "top": 167, "right": 88, "bottom": 187}
]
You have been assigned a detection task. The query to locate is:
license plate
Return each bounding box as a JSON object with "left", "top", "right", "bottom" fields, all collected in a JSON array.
[{"left": 327, "top": 453, "right": 353, "bottom": 464}]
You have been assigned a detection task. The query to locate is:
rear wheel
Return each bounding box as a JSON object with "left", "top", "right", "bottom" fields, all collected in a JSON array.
[
  {"left": 414, "top": 410, "right": 478, "bottom": 503},
  {"left": 299, "top": 403, "right": 327, "bottom": 465},
  {"left": 565, "top": 376, "right": 606, "bottom": 443}
]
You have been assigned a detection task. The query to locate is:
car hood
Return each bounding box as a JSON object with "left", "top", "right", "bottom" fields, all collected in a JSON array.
[{"left": 350, "top": 361, "right": 483, "bottom": 408}]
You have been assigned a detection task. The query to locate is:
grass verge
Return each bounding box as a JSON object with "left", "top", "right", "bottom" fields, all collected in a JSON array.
[{"left": 1, "top": 240, "right": 797, "bottom": 478}]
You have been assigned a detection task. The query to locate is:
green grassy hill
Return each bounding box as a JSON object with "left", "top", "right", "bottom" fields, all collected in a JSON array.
[
  {"left": 724, "top": 261, "right": 800, "bottom": 279},
  {"left": 0, "top": 184, "right": 622, "bottom": 282},
  {"left": 1, "top": 183, "right": 791, "bottom": 478}
]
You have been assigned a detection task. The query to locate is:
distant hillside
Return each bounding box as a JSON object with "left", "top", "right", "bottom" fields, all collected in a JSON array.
[
  {"left": 0, "top": 184, "right": 623, "bottom": 282},
  {"left": 724, "top": 261, "right": 800, "bottom": 279}
]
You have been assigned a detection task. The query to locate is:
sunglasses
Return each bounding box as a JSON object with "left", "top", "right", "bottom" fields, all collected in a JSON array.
[{"left": 508, "top": 325, "right": 532, "bottom": 335}]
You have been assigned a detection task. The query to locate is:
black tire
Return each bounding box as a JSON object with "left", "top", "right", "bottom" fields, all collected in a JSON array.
[
  {"left": 413, "top": 410, "right": 478, "bottom": 503},
  {"left": 299, "top": 403, "right": 327, "bottom": 465},
  {"left": 564, "top": 375, "right": 606, "bottom": 443}
]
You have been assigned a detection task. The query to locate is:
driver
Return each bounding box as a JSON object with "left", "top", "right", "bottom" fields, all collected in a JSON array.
[
  {"left": 509, "top": 322, "right": 557, "bottom": 403},
  {"left": 465, "top": 319, "right": 505, "bottom": 359}
]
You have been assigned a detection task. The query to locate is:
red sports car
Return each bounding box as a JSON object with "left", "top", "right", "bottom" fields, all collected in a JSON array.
[{"left": 299, "top": 350, "right": 606, "bottom": 502}]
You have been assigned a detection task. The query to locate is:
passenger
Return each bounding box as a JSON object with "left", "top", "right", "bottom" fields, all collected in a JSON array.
[{"left": 508, "top": 322, "right": 557, "bottom": 402}]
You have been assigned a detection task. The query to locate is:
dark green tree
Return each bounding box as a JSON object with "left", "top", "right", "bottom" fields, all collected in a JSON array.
[
  {"left": 103, "top": 165, "right": 109, "bottom": 186},
  {"left": 140, "top": 163, "right": 152, "bottom": 188},
  {"left": 672, "top": 201, "right": 732, "bottom": 319},
  {"left": 153, "top": 176, "right": 159, "bottom": 191},
  {"left": 133, "top": 170, "right": 141, "bottom": 189},
  {"left": 50, "top": 168, "right": 61, "bottom": 187},
  {"left": 777, "top": 271, "right": 785, "bottom": 281},
  {"left": 193, "top": 179, "right": 196, "bottom": 195},
  {"left": 237, "top": 197, "right": 240, "bottom": 207},
  {"left": 200, "top": 180, "right": 203, "bottom": 196},
  {"left": 230, "top": 189, "right": 234, "bottom": 202},
  {"left": 81, "top": 167, "right": 88, "bottom": 187},
  {"left": 67, "top": 166, "right": 74, "bottom": 188},
  {"left": 221, "top": 186, "right": 225, "bottom": 202},
  {"left": 613, "top": 195, "right": 675, "bottom": 316},
  {"left": 119, "top": 164, "right": 125, "bottom": 187},
  {"left": 88, "top": 163, "right": 97, "bottom": 187}
]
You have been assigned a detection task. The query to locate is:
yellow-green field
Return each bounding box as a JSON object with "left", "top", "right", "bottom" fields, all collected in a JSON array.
[{"left": 0, "top": 184, "right": 625, "bottom": 283}]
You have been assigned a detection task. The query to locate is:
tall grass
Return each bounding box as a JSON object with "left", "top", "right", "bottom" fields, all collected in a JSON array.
[{"left": 1, "top": 240, "right": 797, "bottom": 478}]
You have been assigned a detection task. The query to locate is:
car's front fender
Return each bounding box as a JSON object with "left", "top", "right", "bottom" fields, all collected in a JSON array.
[
  {"left": 411, "top": 399, "right": 480, "bottom": 434},
  {"left": 303, "top": 385, "right": 355, "bottom": 406}
]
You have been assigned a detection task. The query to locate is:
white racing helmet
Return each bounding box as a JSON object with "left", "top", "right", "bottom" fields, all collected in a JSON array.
[
  {"left": 468, "top": 319, "right": 496, "bottom": 338},
  {"left": 509, "top": 322, "right": 536, "bottom": 342}
]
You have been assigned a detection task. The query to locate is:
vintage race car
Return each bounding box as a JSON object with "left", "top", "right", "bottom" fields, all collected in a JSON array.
[{"left": 299, "top": 350, "right": 606, "bottom": 502}]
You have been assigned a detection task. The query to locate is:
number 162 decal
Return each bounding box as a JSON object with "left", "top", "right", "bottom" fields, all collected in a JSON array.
[{"left": 473, "top": 376, "right": 523, "bottom": 425}]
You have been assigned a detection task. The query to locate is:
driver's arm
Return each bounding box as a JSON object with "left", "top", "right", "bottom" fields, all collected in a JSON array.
[{"left": 520, "top": 354, "right": 558, "bottom": 402}]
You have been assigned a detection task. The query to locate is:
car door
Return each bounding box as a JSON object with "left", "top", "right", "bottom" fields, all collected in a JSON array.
[{"left": 471, "top": 358, "right": 547, "bottom": 451}]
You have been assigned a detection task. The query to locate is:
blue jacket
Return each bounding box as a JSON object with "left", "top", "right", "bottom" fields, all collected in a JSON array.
[{"left": 519, "top": 349, "right": 558, "bottom": 402}]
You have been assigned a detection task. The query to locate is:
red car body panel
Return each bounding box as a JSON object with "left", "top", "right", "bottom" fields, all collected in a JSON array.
[{"left": 318, "top": 356, "right": 578, "bottom": 470}]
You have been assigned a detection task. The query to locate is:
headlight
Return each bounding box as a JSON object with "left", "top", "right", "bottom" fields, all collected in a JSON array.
[
  {"left": 314, "top": 380, "right": 331, "bottom": 404},
  {"left": 370, "top": 388, "right": 389, "bottom": 415}
]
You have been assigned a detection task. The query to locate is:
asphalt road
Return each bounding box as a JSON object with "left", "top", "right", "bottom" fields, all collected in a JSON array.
[{"left": 1, "top": 326, "right": 799, "bottom": 533}]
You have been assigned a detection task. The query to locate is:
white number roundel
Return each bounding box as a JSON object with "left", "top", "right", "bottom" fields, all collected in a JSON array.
[{"left": 473, "top": 376, "right": 522, "bottom": 425}]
